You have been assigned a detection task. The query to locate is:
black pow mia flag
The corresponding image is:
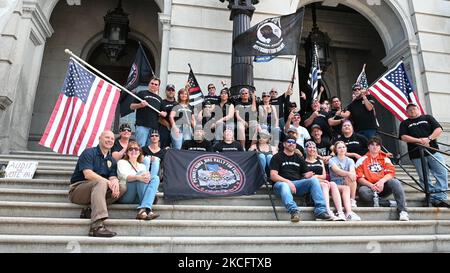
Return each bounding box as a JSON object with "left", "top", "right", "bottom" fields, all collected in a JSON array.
[
  {"left": 163, "top": 150, "right": 265, "bottom": 200},
  {"left": 119, "top": 43, "right": 154, "bottom": 117},
  {"left": 233, "top": 8, "right": 305, "bottom": 57}
]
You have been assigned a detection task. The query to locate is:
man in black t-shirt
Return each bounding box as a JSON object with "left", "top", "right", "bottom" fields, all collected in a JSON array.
[
  {"left": 270, "top": 84, "right": 293, "bottom": 130},
  {"left": 214, "top": 128, "right": 244, "bottom": 152},
  {"left": 181, "top": 126, "right": 213, "bottom": 152},
  {"left": 399, "top": 103, "right": 449, "bottom": 207},
  {"left": 336, "top": 120, "right": 368, "bottom": 162},
  {"left": 130, "top": 78, "right": 167, "bottom": 147},
  {"left": 160, "top": 84, "right": 177, "bottom": 149},
  {"left": 269, "top": 136, "right": 332, "bottom": 222},
  {"left": 344, "top": 83, "right": 378, "bottom": 139},
  {"left": 203, "top": 83, "right": 220, "bottom": 106},
  {"left": 304, "top": 99, "right": 332, "bottom": 141}
]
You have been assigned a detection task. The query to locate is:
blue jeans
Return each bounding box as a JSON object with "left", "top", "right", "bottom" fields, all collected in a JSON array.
[
  {"left": 258, "top": 153, "right": 273, "bottom": 176},
  {"left": 357, "top": 129, "right": 377, "bottom": 140},
  {"left": 273, "top": 177, "right": 327, "bottom": 216},
  {"left": 143, "top": 156, "right": 161, "bottom": 177},
  {"left": 135, "top": 126, "right": 156, "bottom": 147},
  {"left": 171, "top": 125, "right": 192, "bottom": 150},
  {"left": 412, "top": 152, "right": 448, "bottom": 202},
  {"left": 118, "top": 176, "right": 160, "bottom": 210}
]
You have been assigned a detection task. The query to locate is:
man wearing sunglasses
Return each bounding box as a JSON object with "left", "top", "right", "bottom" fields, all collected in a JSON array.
[{"left": 269, "top": 136, "right": 332, "bottom": 222}]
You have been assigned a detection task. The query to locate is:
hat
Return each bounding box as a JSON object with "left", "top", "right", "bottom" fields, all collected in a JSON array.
[
  {"left": 150, "top": 129, "right": 159, "bottom": 135},
  {"left": 284, "top": 136, "right": 297, "bottom": 143},
  {"left": 286, "top": 127, "right": 297, "bottom": 134},
  {"left": 293, "top": 112, "right": 301, "bottom": 117},
  {"left": 166, "top": 84, "right": 175, "bottom": 91},
  {"left": 259, "top": 129, "right": 271, "bottom": 137},
  {"left": 406, "top": 102, "right": 418, "bottom": 109},
  {"left": 119, "top": 123, "right": 131, "bottom": 132},
  {"left": 311, "top": 124, "right": 322, "bottom": 131},
  {"left": 239, "top": 88, "right": 250, "bottom": 95},
  {"left": 203, "top": 100, "right": 212, "bottom": 106},
  {"left": 352, "top": 83, "right": 362, "bottom": 90},
  {"left": 289, "top": 102, "right": 297, "bottom": 108},
  {"left": 304, "top": 140, "right": 316, "bottom": 148},
  {"left": 261, "top": 92, "right": 270, "bottom": 97}
]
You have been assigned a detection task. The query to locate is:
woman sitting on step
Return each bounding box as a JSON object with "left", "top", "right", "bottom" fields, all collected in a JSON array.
[
  {"left": 117, "top": 141, "right": 160, "bottom": 220},
  {"left": 305, "top": 140, "right": 361, "bottom": 221}
]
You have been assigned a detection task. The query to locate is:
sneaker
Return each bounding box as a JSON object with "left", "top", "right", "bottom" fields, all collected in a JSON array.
[
  {"left": 315, "top": 212, "right": 333, "bottom": 221},
  {"left": 290, "top": 211, "right": 301, "bottom": 222},
  {"left": 346, "top": 211, "right": 362, "bottom": 221},
  {"left": 399, "top": 211, "right": 409, "bottom": 221},
  {"left": 350, "top": 199, "right": 357, "bottom": 208},
  {"left": 337, "top": 211, "right": 347, "bottom": 221}
]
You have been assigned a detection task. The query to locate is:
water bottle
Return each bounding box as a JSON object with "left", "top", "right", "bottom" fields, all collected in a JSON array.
[{"left": 373, "top": 191, "right": 380, "bottom": 207}]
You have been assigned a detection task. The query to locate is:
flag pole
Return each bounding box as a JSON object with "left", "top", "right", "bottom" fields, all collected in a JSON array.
[
  {"left": 64, "top": 49, "right": 160, "bottom": 114},
  {"left": 138, "top": 41, "right": 155, "bottom": 78}
]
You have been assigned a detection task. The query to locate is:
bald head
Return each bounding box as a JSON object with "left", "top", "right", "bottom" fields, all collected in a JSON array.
[{"left": 99, "top": 130, "right": 115, "bottom": 150}]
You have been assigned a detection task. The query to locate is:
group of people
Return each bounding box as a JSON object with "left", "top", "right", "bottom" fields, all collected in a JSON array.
[{"left": 68, "top": 77, "right": 448, "bottom": 237}]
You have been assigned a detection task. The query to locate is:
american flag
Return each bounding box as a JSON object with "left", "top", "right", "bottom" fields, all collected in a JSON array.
[
  {"left": 307, "top": 44, "right": 322, "bottom": 100},
  {"left": 356, "top": 64, "right": 369, "bottom": 89},
  {"left": 187, "top": 66, "right": 204, "bottom": 107},
  {"left": 368, "top": 61, "right": 424, "bottom": 121},
  {"left": 39, "top": 58, "right": 121, "bottom": 155}
]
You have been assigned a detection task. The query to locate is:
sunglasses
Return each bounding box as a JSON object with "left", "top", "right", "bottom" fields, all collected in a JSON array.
[
  {"left": 262, "top": 95, "right": 270, "bottom": 98},
  {"left": 128, "top": 147, "right": 140, "bottom": 152},
  {"left": 121, "top": 128, "right": 131, "bottom": 132},
  {"left": 208, "top": 86, "right": 215, "bottom": 89},
  {"left": 286, "top": 139, "right": 296, "bottom": 145},
  {"left": 150, "top": 83, "right": 159, "bottom": 86},
  {"left": 150, "top": 134, "right": 159, "bottom": 137}
]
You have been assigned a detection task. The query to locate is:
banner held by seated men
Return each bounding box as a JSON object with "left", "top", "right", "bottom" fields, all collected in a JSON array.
[{"left": 163, "top": 150, "right": 265, "bottom": 200}]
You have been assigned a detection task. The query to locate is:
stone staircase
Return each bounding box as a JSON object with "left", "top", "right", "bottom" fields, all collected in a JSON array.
[{"left": 0, "top": 150, "right": 449, "bottom": 253}]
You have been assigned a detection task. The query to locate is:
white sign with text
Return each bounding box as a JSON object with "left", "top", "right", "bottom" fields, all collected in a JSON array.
[{"left": 5, "top": 161, "right": 38, "bottom": 179}]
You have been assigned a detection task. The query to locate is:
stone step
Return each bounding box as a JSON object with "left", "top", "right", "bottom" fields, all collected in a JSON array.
[
  {"left": 10, "top": 151, "right": 78, "bottom": 159},
  {"left": 0, "top": 217, "right": 448, "bottom": 237},
  {"left": 0, "top": 188, "right": 432, "bottom": 207},
  {"left": 0, "top": 201, "right": 448, "bottom": 221},
  {"left": 0, "top": 234, "right": 448, "bottom": 252},
  {"left": 33, "top": 170, "right": 74, "bottom": 180},
  {"left": 0, "top": 155, "right": 77, "bottom": 163}
]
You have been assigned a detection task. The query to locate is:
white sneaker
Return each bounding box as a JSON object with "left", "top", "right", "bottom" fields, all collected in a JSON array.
[
  {"left": 346, "top": 211, "right": 362, "bottom": 221},
  {"left": 350, "top": 199, "right": 357, "bottom": 208},
  {"left": 337, "top": 211, "right": 347, "bottom": 221},
  {"left": 399, "top": 211, "right": 409, "bottom": 221}
]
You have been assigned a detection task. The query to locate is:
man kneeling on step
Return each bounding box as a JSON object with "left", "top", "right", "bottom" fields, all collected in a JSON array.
[
  {"left": 269, "top": 136, "right": 332, "bottom": 222},
  {"left": 69, "top": 130, "right": 125, "bottom": 237}
]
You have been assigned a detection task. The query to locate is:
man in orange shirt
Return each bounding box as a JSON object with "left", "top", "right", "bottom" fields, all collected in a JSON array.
[{"left": 355, "top": 137, "right": 409, "bottom": 221}]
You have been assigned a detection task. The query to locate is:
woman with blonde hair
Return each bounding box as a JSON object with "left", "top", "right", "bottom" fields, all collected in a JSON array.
[{"left": 117, "top": 141, "right": 160, "bottom": 220}]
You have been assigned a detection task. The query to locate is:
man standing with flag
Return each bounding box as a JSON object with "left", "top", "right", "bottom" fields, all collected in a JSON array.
[{"left": 130, "top": 78, "right": 167, "bottom": 147}]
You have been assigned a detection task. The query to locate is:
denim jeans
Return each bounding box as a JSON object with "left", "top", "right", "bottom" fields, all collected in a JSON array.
[
  {"left": 273, "top": 177, "right": 327, "bottom": 216},
  {"left": 135, "top": 126, "right": 156, "bottom": 147},
  {"left": 118, "top": 176, "right": 160, "bottom": 210},
  {"left": 357, "top": 129, "right": 377, "bottom": 140},
  {"left": 143, "top": 156, "right": 161, "bottom": 177},
  {"left": 257, "top": 153, "right": 273, "bottom": 176},
  {"left": 358, "top": 179, "right": 407, "bottom": 212},
  {"left": 171, "top": 125, "right": 192, "bottom": 150},
  {"left": 411, "top": 152, "right": 448, "bottom": 202}
]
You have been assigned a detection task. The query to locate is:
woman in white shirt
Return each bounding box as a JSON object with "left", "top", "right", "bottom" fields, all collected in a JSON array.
[{"left": 117, "top": 141, "right": 160, "bottom": 220}]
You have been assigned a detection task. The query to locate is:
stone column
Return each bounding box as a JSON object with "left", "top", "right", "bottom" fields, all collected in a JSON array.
[{"left": 158, "top": 12, "right": 171, "bottom": 92}]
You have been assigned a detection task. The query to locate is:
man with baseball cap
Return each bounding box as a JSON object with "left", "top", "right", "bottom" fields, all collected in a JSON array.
[
  {"left": 269, "top": 136, "right": 332, "bottom": 222},
  {"left": 399, "top": 103, "right": 449, "bottom": 207},
  {"left": 159, "top": 84, "right": 177, "bottom": 149}
]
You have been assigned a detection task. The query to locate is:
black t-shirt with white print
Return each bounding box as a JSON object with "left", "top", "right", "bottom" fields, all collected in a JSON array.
[
  {"left": 269, "top": 151, "right": 308, "bottom": 183},
  {"left": 399, "top": 115, "right": 442, "bottom": 159}
]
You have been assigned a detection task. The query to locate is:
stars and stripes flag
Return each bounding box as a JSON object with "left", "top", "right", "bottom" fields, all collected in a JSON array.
[
  {"left": 187, "top": 65, "right": 204, "bottom": 107},
  {"left": 39, "top": 58, "right": 121, "bottom": 155},
  {"left": 356, "top": 64, "right": 369, "bottom": 89},
  {"left": 368, "top": 61, "right": 425, "bottom": 121},
  {"left": 307, "top": 44, "right": 322, "bottom": 100}
]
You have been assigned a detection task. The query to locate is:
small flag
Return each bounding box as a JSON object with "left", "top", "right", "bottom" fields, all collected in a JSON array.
[
  {"left": 119, "top": 43, "right": 154, "bottom": 117},
  {"left": 187, "top": 65, "right": 204, "bottom": 107},
  {"left": 355, "top": 64, "right": 369, "bottom": 89},
  {"left": 307, "top": 44, "right": 322, "bottom": 100},
  {"left": 39, "top": 58, "right": 121, "bottom": 155},
  {"left": 368, "top": 61, "right": 425, "bottom": 121}
]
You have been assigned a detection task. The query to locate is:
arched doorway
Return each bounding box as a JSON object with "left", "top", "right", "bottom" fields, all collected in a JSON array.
[
  {"left": 87, "top": 39, "right": 155, "bottom": 132},
  {"left": 298, "top": 1, "right": 404, "bottom": 154}
]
